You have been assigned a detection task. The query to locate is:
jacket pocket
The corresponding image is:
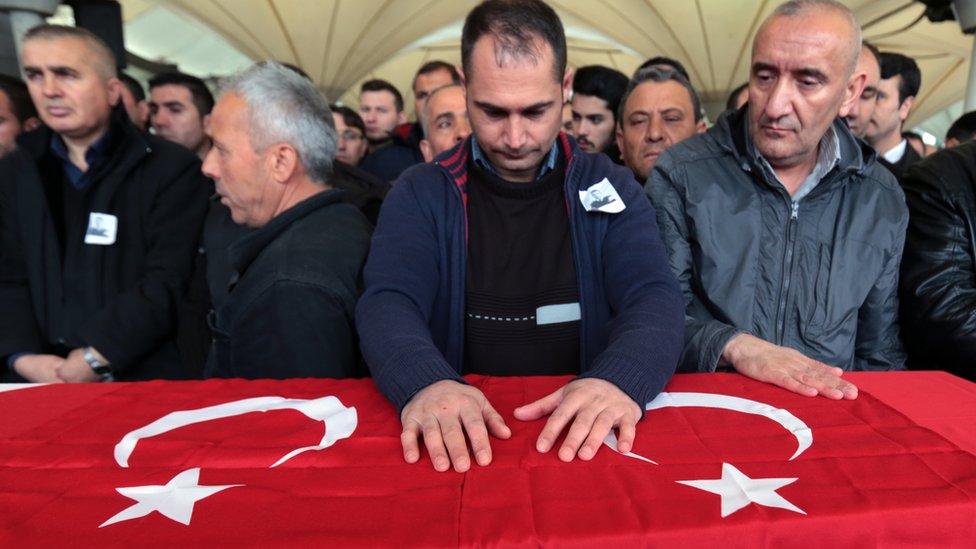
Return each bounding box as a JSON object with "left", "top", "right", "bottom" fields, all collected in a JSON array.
[{"left": 810, "top": 244, "right": 831, "bottom": 327}]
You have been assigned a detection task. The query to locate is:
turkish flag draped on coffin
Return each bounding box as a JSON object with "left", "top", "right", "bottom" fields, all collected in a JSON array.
[{"left": 0, "top": 374, "right": 974, "bottom": 547}]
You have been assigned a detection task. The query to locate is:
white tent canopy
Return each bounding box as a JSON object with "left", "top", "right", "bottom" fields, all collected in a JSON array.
[{"left": 113, "top": 0, "right": 973, "bottom": 136}]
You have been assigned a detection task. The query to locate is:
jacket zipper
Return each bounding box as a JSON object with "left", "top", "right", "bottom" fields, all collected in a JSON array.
[{"left": 776, "top": 200, "right": 800, "bottom": 345}]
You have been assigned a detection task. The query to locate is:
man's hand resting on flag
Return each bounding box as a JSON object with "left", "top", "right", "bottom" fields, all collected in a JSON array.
[
  {"left": 722, "top": 334, "right": 858, "bottom": 400},
  {"left": 400, "top": 380, "right": 511, "bottom": 473},
  {"left": 400, "top": 378, "right": 642, "bottom": 472},
  {"left": 514, "top": 378, "right": 642, "bottom": 461}
]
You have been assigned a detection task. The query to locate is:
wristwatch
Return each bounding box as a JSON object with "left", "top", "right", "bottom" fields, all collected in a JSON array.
[{"left": 83, "top": 347, "right": 112, "bottom": 376}]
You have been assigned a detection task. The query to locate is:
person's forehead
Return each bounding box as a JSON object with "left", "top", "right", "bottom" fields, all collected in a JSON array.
[
  {"left": 625, "top": 80, "right": 693, "bottom": 114},
  {"left": 151, "top": 84, "right": 194, "bottom": 104},
  {"left": 572, "top": 94, "right": 611, "bottom": 113},
  {"left": 429, "top": 87, "right": 465, "bottom": 112},
  {"left": 467, "top": 33, "right": 558, "bottom": 83},
  {"left": 23, "top": 36, "right": 96, "bottom": 69},
  {"left": 331, "top": 112, "right": 347, "bottom": 129},
  {"left": 211, "top": 93, "right": 248, "bottom": 130},
  {"left": 360, "top": 90, "right": 396, "bottom": 107},
  {"left": 415, "top": 69, "right": 454, "bottom": 91},
  {"left": 753, "top": 16, "right": 850, "bottom": 72}
]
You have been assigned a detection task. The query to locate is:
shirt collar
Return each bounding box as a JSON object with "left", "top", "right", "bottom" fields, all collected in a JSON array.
[
  {"left": 882, "top": 139, "right": 908, "bottom": 164},
  {"left": 49, "top": 127, "right": 115, "bottom": 188},
  {"left": 751, "top": 124, "right": 841, "bottom": 203},
  {"left": 470, "top": 136, "right": 559, "bottom": 181}
]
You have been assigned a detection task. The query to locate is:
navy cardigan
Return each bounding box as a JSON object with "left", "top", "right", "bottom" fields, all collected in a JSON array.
[{"left": 356, "top": 134, "right": 685, "bottom": 412}]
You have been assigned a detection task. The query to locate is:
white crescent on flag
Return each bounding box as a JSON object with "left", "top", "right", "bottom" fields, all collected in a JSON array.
[
  {"left": 604, "top": 391, "right": 813, "bottom": 462},
  {"left": 114, "top": 395, "right": 358, "bottom": 468}
]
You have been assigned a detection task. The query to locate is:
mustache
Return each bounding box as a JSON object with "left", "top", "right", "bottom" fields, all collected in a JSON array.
[{"left": 759, "top": 115, "right": 800, "bottom": 132}]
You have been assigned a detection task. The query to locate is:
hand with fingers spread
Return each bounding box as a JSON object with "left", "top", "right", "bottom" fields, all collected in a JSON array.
[
  {"left": 723, "top": 334, "right": 858, "bottom": 400},
  {"left": 400, "top": 379, "right": 511, "bottom": 473},
  {"left": 514, "top": 378, "right": 642, "bottom": 462}
]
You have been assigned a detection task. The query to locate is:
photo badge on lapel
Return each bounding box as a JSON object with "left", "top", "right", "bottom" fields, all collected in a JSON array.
[
  {"left": 85, "top": 212, "right": 118, "bottom": 245},
  {"left": 579, "top": 177, "right": 625, "bottom": 214}
]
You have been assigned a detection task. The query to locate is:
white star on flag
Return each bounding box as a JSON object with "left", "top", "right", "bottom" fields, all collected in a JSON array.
[
  {"left": 100, "top": 468, "right": 242, "bottom": 528},
  {"left": 676, "top": 462, "right": 806, "bottom": 518}
]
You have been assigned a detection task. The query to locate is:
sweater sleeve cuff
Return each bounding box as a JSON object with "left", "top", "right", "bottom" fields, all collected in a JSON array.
[
  {"left": 376, "top": 355, "right": 465, "bottom": 413},
  {"left": 700, "top": 324, "right": 745, "bottom": 372},
  {"left": 579, "top": 354, "right": 671, "bottom": 417}
]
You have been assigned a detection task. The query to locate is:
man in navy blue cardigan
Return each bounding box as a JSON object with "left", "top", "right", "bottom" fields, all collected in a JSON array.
[{"left": 356, "top": 0, "right": 684, "bottom": 473}]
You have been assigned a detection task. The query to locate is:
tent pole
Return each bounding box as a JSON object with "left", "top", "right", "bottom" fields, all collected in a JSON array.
[{"left": 968, "top": 35, "right": 976, "bottom": 111}]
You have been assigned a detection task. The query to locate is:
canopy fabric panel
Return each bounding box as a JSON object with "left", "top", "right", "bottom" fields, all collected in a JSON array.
[{"left": 119, "top": 0, "right": 973, "bottom": 128}]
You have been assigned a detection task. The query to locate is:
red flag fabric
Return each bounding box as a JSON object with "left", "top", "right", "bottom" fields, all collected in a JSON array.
[{"left": 0, "top": 373, "right": 973, "bottom": 547}]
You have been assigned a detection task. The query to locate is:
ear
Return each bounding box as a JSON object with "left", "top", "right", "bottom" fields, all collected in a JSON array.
[
  {"left": 137, "top": 102, "right": 150, "bottom": 125},
  {"left": 615, "top": 124, "right": 625, "bottom": 155},
  {"left": 838, "top": 71, "right": 866, "bottom": 118},
  {"left": 267, "top": 143, "right": 299, "bottom": 184},
  {"left": 898, "top": 96, "right": 915, "bottom": 122},
  {"left": 696, "top": 119, "right": 707, "bottom": 134},
  {"left": 397, "top": 111, "right": 408, "bottom": 125},
  {"left": 203, "top": 113, "right": 212, "bottom": 134},
  {"left": 562, "top": 67, "right": 575, "bottom": 104},
  {"left": 106, "top": 77, "right": 124, "bottom": 107},
  {"left": 420, "top": 139, "right": 433, "bottom": 163},
  {"left": 23, "top": 116, "right": 42, "bottom": 132}
]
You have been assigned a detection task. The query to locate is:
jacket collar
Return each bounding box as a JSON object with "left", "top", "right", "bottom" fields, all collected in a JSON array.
[
  {"left": 229, "top": 188, "right": 346, "bottom": 279},
  {"left": 716, "top": 105, "right": 878, "bottom": 178},
  {"left": 17, "top": 103, "right": 150, "bottom": 165},
  {"left": 436, "top": 131, "right": 576, "bottom": 200}
]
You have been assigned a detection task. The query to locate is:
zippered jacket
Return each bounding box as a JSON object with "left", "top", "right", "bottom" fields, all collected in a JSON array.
[
  {"left": 356, "top": 134, "right": 685, "bottom": 412},
  {"left": 646, "top": 108, "right": 907, "bottom": 373}
]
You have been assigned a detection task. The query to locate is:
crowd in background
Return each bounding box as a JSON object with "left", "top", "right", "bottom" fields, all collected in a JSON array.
[{"left": 0, "top": 0, "right": 974, "bottom": 471}]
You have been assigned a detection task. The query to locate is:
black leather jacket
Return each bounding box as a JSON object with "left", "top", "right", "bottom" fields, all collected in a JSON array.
[{"left": 900, "top": 141, "right": 976, "bottom": 379}]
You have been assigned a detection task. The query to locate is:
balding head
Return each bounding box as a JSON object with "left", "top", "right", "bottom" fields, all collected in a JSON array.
[
  {"left": 747, "top": 0, "right": 867, "bottom": 180},
  {"left": 758, "top": 0, "right": 862, "bottom": 77}
]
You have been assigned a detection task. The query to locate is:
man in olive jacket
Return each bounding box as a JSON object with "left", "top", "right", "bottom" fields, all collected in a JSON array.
[
  {"left": 646, "top": 0, "right": 907, "bottom": 400},
  {"left": 0, "top": 25, "right": 209, "bottom": 382}
]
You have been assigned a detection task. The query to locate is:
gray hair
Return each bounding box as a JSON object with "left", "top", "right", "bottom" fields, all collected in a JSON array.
[
  {"left": 768, "top": 0, "right": 862, "bottom": 76},
  {"left": 218, "top": 61, "right": 336, "bottom": 184},
  {"left": 420, "top": 83, "right": 463, "bottom": 138},
  {"left": 617, "top": 67, "right": 703, "bottom": 124}
]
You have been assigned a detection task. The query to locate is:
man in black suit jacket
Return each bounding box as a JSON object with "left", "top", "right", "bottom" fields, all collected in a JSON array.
[{"left": 866, "top": 52, "right": 922, "bottom": 179}]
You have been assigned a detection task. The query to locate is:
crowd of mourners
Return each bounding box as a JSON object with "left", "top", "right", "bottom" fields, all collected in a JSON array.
[{"left": 0, "top": 0, "right": 974, "bottom": 472}]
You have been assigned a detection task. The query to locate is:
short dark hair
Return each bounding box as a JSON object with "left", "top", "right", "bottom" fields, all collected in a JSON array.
[
  {"left": 330, "top": 104, "right": 367, "bottom": 136},
  {"left": 618, "top": 66, "right": 703, "bottom": 124},
  {"left": 726, "top": 82, "right": 748, "bottom": 112},
  {"left": 637, "top": 56, "right": 690, "bottom": 81},
  {"left": 148, "top": 71, "right": 215, "bottom": 115},
  {"left": 572, "top": 65, "right": 629, "bottom": 123},
  {"left": 461, "top": 0, "right": 567, "bottom": 82},
  {"left": 413, "top": 60, "right": 461, "bottom": 91},
  {"left": 947, "top": 111, "right": 976, "bottom": 143},
  {"left": 0, "top": 73, "right": 37, "bottom": 123},
  {"left": 360, "top": 79, "right": 404, "bottom": 112},
  {"left": 879, "top": 52, "right": 921, "bottom": 104},
  {"left": 118, "top": 72, "right": 145, "bottom": 102}
]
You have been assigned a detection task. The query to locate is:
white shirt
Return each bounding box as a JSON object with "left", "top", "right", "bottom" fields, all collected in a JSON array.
[{"left": 882, "top": 139, "right": 908, "bottom": 164}]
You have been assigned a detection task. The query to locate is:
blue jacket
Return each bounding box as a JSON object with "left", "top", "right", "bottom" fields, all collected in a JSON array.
[{"left": 356, "top": 134, "right": 684, "bottom": 411}]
